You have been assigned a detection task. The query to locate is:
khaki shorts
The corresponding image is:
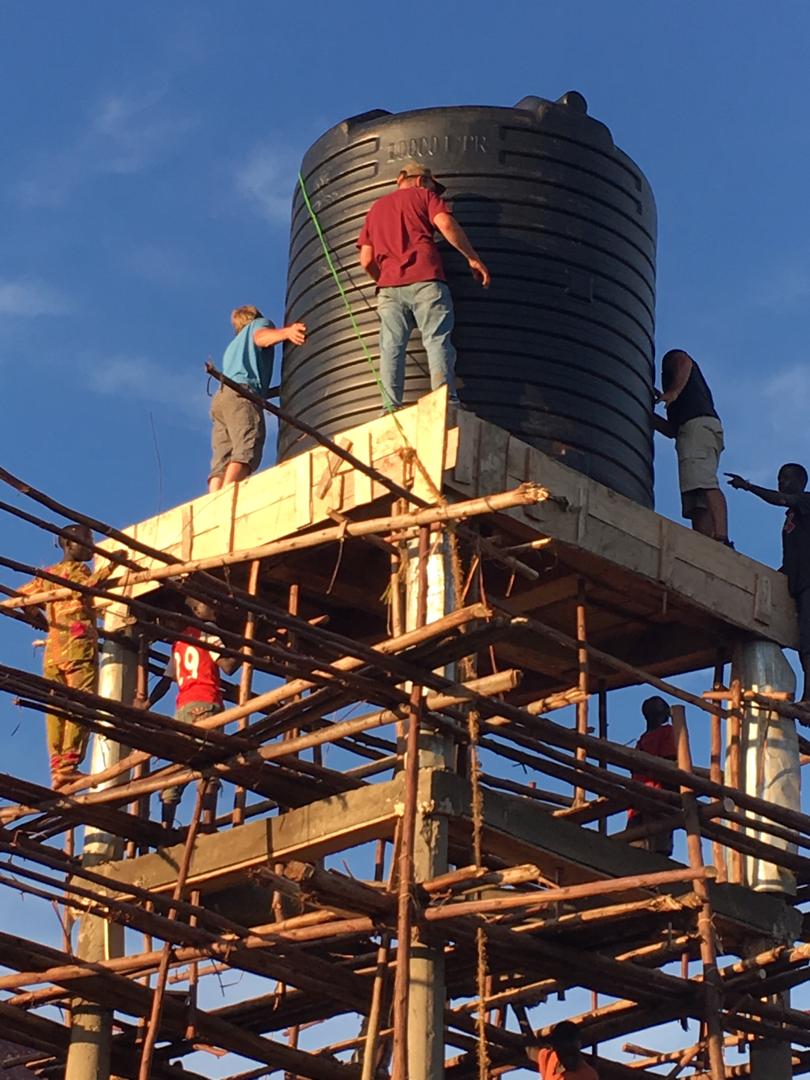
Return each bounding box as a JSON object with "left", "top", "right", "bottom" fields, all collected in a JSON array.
[
  {"left": 209, "top": 386, "right": 266, "bottom": 481},
  {"left": 676, "top": 416, "right": 724, "bottom": 516}
]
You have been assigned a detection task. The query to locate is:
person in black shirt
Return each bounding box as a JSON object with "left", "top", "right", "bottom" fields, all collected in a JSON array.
[
  {"left": 726, "top": 462, "right": 810, "bottom": 699},
  {"left": 654, "top": 349, "right": 731, "bottom": 543}
]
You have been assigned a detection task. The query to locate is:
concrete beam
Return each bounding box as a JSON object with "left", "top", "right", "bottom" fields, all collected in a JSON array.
[
  {"left": 101, "top": 773, "right": 407, "bottom": 895},
  {"left": 430, "top": 770, "right": 803, "bottom": 947},
  {"left": 101, "top": 769, "right": 801, "bottom": 950}
]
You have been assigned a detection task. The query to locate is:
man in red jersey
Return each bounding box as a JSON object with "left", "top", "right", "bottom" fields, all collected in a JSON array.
[
  {"left": 628, "top": 696, "right": 678, "bottom": 855},
  {"left": 136, "top": 596, "right": 239, "bottom": 827},
  {"left": 357, "top": 161, "right": 490, "bottom": 412}
]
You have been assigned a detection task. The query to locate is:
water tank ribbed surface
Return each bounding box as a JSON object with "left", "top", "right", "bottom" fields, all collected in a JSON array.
[{"left": 279, "top": 94, "right": 657, "bottom": 506}]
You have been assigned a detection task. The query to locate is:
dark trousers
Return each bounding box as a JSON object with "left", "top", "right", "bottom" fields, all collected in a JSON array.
[
  {"left": 629, "top": 812, "right": 674, "bottom": 857},
  {"left": 796, "top": 589, "right": 810, "bottom": 700}
]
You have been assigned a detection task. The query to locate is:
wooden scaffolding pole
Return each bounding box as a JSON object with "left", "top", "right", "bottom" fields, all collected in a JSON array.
[
  {"left": 392, "top": 525, "right": 430, "bottom": 1080},
  {"left": 671, "top": 705, "right": 726, "bottom": 1080},
  {"left": 574, "top": 579, "right": 589, "bottom": 806},
  {"left": 232, "top": 558, "right": 261, "bottom": 827},
  {"left": 727, "top": 678, "right": 744, "bottom": 884},
  {"left": 138, "top": 780, "right": 209, "bottom": 1080}
]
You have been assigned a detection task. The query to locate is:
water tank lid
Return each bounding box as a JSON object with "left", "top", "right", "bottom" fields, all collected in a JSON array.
[
  {"left": 513, "top": 91, "right": 589, "bottom": 117},
  {"left": 339, "top": 109, "right": 391, "bottom": 134}
]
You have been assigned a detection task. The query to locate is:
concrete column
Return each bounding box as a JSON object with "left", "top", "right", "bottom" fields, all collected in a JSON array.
[
  {"left": 749, "top": 1036, "right": 793, "bottom": 1079},
  {"left": 65, "top": 606, "right": 136, "bottom": 1080},
  {"left": 746, "top": 936, "right": 793, "bottom": 1080},
  {"left": 731, "top": 640, "right": 799, "bottom": 895},
  {"left": 404, "top": 531, "right": 451, "bottom": 1078}
]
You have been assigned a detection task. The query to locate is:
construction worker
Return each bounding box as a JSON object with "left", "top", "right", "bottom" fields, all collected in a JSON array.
[
  {"left": 12, "top": 525, "right": 123, "bottom": 788},
  {"left": 628, "top": 696, "right": 678, "bottom": 856},
  {"left": 653, "top": 349, "right": 731, "bottom": 544},
  {"left": 134, "top": 596, "right": 239, "bottom": 827},
  {"left": 532, "top": 1021, "right": 598, "bottom": 1079},
  {"left": 357, "top": 161, "right": 490, "bottom": 412},
  {"left": 209, "top": 305, "right": 307, "bottom": 493},
  {"left": 726, "top": 463, "right": 810, "bottom": 699}
]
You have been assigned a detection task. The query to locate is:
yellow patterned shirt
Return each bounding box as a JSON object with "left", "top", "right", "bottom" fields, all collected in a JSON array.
[{"left": 17, "top": 559, "right": 113, "bottom": 665}]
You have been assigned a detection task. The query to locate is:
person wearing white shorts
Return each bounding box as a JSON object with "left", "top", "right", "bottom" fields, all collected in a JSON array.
[{"left": 654, "top": 349, "right": 731, "bottom": 545}]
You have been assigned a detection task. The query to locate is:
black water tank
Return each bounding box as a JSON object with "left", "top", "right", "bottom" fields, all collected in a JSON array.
[{"left": 279, "top": 93, "right": 656, "bottom": 506}]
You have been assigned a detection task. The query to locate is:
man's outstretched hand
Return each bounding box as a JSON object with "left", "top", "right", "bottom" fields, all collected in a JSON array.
[
  {"left": 725, "top": 473, "right": 751, "bottom": 491},
  {"left": 285, "top": 322, "right": 308, "bottom": 346},
  {"left": 469, "top": 258, "right": 491, "bottom": 288}
]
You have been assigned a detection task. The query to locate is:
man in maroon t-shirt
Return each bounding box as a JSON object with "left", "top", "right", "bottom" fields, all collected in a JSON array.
[
  {"left": 357, "top": 161, "right": 490, "bottom": 412},
  {"left": 628, "top": 695, "right": 678, "bottom": 855}
]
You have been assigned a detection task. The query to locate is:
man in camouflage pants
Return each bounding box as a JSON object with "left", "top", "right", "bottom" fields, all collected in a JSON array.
[{"left": 14, "top": 524, "right": 121, "bottom": 788}]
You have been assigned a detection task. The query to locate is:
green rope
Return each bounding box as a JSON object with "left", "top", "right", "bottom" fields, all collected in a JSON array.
[{"left": 297, "top": 171, "right": 395, "bottom": 413}]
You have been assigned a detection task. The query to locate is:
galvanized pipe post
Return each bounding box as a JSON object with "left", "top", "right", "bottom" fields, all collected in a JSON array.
[{"left": 65, "top": 605, "right": 136, "bottom": 1080}]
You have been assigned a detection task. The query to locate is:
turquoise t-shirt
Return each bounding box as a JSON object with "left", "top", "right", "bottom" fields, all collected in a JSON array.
[{"left": 222, "top": 317, "right": 275, "bottom": 396}]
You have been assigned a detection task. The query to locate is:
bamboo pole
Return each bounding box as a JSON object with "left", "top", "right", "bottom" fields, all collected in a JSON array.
[
  {"left": 126, "top": 636, "right": 151, "bottom": 859},
  {"left": 232, "top": 558, "right": 261, "bottom": 826},
  {"left": 187, "top": 887, "right": 200, "bottom": 1041},
  {"left": 55, "top": 602, "right": 491, "bottom": 798},
  {"left": 671, "top": 704, "right": 726, "bottom": 1080},
  {"left": 392, "top": 525, "right": 429, "bottom": 1080},
  {"left": 1, "top": 486, "right": 548, "bottom": 613},
  {"left": 56, "top": 668, "right": 520, "bottom": 810},
  {"left": 62, "top": 827, "right": 74, "bottom": 956},
  {"left": 574, "top": 580, "right": 589, "bottom": 806},
  {"left": 138, "top": 780, "right": 209, "bottom": 1080},
  {"left": 361, "top": 837, "right": 395, "bottom": 1080},
  {"left": 727, "top": 678, "right": 744, "bottom": 884},
  {"left": 423, "top": 865, "right": 713, "bottom": 921},
  {"left": 597, "top": 680, "right": 608, "bottom": 836}
]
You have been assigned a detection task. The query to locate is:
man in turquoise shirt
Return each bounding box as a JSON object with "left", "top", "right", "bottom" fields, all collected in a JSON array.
[{"left": 209, "top": 305, "right": 306, "bottom": 492}]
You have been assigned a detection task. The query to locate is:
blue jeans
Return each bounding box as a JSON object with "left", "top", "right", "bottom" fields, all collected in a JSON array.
[{"left": 377, "top": 280, "right": 459, "bottom": 409}]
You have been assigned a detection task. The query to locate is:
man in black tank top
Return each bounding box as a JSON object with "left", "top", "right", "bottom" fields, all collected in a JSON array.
[
  {"left": 727, "top": 462, "right": 810, "bottom": 699},
  {"left": 654, "top": 349, "right": 730, "bottom": 543}
]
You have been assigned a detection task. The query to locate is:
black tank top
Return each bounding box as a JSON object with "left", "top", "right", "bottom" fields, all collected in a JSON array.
[{"left": 665, "top": 357, "right": 719, "bottom": 429}]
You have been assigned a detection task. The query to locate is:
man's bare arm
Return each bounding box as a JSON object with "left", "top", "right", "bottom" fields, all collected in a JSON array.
[
  {"left": 653, "top": 413, "right": 676, "bottom": 439},
  {"left": 432, "top": 211, "right": 491, "bottom": 286},
  {"left": 253, "top": 324, "right": 307, "bottom": 348},
  {"left": 217, "top": 655, "right": 240, "bottom": 676},
  {"left": 724, "top": 475, "right": 799, "bottom": 507},
  {"left": 134, "top": 676, "right": 172, "bottom": 710},
  {"left": 359, "top": 243, "right": 380, "bottom": 282},
  {"left": 657, "top": 351, "right": 692, "bottom": 405}
]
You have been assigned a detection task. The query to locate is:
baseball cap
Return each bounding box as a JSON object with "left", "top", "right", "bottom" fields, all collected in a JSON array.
[{"left": 398, "top": 161, "right": 446, "bottom": 195}]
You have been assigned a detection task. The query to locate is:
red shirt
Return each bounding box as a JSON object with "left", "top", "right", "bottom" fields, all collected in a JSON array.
[
  {"left": 166, "top": 626, "right": 224, "bottom": 708},
  {"left": 537, "top": 1048, "right": 598, "bottom": 1079},
  {"left": 628, "top": 723, "right": 677, "bottom": 819},
  {"left": 358, "top": 187, "right": 449, "bottom": 287}
]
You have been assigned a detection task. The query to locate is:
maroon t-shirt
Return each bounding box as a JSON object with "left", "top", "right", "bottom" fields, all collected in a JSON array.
[
  {"left": 628, "top": 723, "right": 677, "bottom": 820},
  {"left": 358, "top": 187, "right": 450, "bottom": 287}
]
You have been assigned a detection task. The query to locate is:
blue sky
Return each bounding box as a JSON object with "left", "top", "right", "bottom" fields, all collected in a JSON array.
[{"left": 2, "top": 1, "right": 810, "bottom": 1074}]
